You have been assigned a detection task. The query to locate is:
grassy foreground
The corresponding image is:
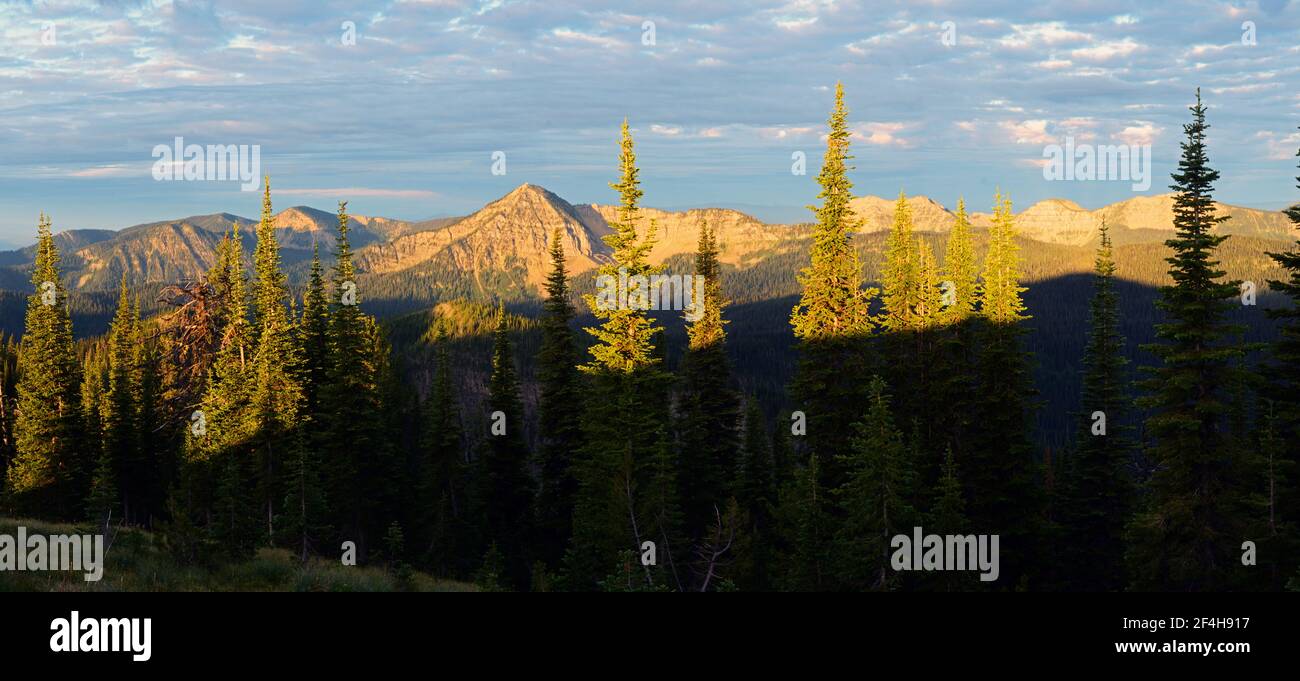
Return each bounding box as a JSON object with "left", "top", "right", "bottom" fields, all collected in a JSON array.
[{"left": 0, "top": 518, "right": 476, "bottom": 592}]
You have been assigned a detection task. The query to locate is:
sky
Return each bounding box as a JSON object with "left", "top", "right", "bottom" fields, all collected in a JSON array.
[{"left": 0, "top": 0, "right": 1298, "bottom": 247}]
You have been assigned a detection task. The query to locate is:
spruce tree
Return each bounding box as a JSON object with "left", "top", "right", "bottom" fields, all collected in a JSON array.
[
  {"left": 914, "top": 239, "right": 943, "bottom": 331},
  {"left": 733, "top": 397, "right": 775, "bottom": 590},
  {"left": 424, "top": 333, "right": 467, "bottom": 575},
  {"left": 909, "top": 236, "right": 945, "bottom": 463},
  {"left": 1262, "top": 129, "right": 1300, "bottom": 586},
  {"left": 565, "top": 120, "right": 672, "bottom": 589},
  {"left": 83, "top": 345, "right": 115, "bottom": 524},
  {"left": 968, "top": 190, "right": 1044, "bottom": 588},
  {"left": 0, "top": 336, "right": 19, "bottom": 498},
  {"left": 476, "top": 303, "right": 536, "bottom": 589},
  {"left": 190, "top": 224, "right": 259, "bottom": 559},
  {"left": 881, "top": 191, "right": 920, "bottom": 333},
  {"left": 281, "top": 428, "right": 328, "bottom": 562},
  {"left": 7, "top": 214, "right": 85, "bottom": 519},
  {"left": 535, "top": 227, "right": 582, "bottom": 567},
  {"left": 927, "top": 447, "right": 975, "bottom": 591},
  {"left": 133, "top": 298, "right": 166, "bottom": 524},
  {"left": 941, "top": 198, "right": 979, "bottom": 324},
  {"left": 101, "top": 276, "right": 141, "bottom": 523},
  {"left": 249, "top": 180, "right": 304, "bottom": 543},
  {"left": 788, "top": 83, "right": 875, "bottom": 489},
  {"left": 1129, "top": 90, "right": 1261, "bottom": 590},
  {"left": 776, "top": 453, "right": 832, "bottom": 590},
  {"left": 1058, "top": 221, "right": 1134, "bottom": 591},
  {"left": 676, "top": 218, "right": 740, "bottom": 541},
  {"left": 321, "top": 201, "right": 391, "bottom": 555},
  {"left": 932, "top": 198, "right": 981, "bottom": 474},
  {"left": 833, "top": 376, "right": 916, "bottom": 591},
  {"left": 299, "top": 246, "right": 330, "bottom": 419}
]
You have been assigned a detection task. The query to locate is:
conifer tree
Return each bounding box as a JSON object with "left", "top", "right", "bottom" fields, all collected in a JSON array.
[
  {"left": 133, "top": 299, "right": 166, "bottom": 524},
  {"left": 881, "top": 191, "right": 920, "bottom": 333},
  {"left": 642, "top": 425, "right": 685, "bottom": 590},
  {"left": 535, "top": 227, "right": 582, "bottom": 567},
  {"left": 1262, "top": 130, "right": 1300, "bottom": 585},
  {"left": 941, "top": 198, "right": 979, "bottom": 324},
  {"left": 189, "top": 224, "right": 259, "bottom": 558},
  {"left": 776, "top": 454, "right": 831, "bottom": 591},
  {"left": 1129, "top": 91, "right": 1260, "bottom": 590},
  {"left": 927, "top": 447, "right": 974, "bottom": 591},
  {"left": 299, "top": 246, "right": 330, "bottom": 418},
  {"left": 248, "top": 180, "right": 304, "bottom": 542},
  {"left": 424, "top": 334, "right": 467, "bottom": 575},
  {"left": 7, "top": 214, "right": 85, "bottom": 519},
  {"left": 930, "top": 447, "right": 966, "bottom": 536},
  {"left": 909, "top": 237, "right": 946, "bottom": 461},
  {"left": 771, "top": 412, "right": 794, "bottom": 485},
  {"left": 914, "top": 239, "right": 943, "bottom": 330},
  {"left": 968, "top": 190, "right": 1044, "bottom": 587},
  {"left": 566, "top": 120, "right": 672, "bottom": 589},
  {"left": 931, "top": 198, "right": 981, "bottom": 473},
  {"left": 676, "top": 218, "right": 740, "bottom": 540},
  {"left": 733, "top": 398, "right": 775, "bottom": 590},
  {"left": 788, "top": 83, "right": 876, "bottom": 488},
  {"left": 0, "top": 336, "right": 19, "bottom": 497},
  {"left": 476, "top": 304, "right": 536, "bottom": 589},
  {"left": 833, "top": 376, "right": 916, "bottom": 591},
  {"left": 321, "top": 201, "right": 391, "bottom": 554},
  {"left": 102, "top": 276, "right": 141, "bottom": 523},
  {"left": 280, "top": 428, "right": 328, "bottom": 562},
  {"left": 83, "top": 346, "right": 115, "bottom": 523},
  {"left": 1058, "top": 221, "right": 1133, "bottom": 591}
]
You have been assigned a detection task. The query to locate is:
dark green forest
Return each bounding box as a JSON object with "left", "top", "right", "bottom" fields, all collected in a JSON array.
[{"left": 1, "top": 85, "right": 1298, "bottom": 591}]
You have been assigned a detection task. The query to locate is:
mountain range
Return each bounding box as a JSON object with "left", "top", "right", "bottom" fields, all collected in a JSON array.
[{"left": 0, "top": 183, "right": 1294, "bottom": 299}]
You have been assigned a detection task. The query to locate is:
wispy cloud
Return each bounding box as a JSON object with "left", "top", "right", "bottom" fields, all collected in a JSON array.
[
  {"left": 1, "top": 0, "right": 1297, "bottom": 236},
  {"left": 279, "top": 187, "right": 441, "bottom": 199}
]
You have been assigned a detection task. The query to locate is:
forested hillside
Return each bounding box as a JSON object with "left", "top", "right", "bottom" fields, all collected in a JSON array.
[{"left": 2, "top": 85, "right": 1297, "bottom": 592}]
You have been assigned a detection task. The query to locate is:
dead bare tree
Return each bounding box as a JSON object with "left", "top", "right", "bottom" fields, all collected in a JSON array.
[
  {"left": 154, "top": 277, "right": 226, "bottom": 423},
  {"left": 693, "top": 504, "right": 736, "bottom": 592}
]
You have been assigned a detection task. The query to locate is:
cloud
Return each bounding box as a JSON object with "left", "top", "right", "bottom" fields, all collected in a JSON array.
[
  {"left": 1114, "top": 123, "right": 1162, "bottom": 146},
  {"left": 1256, "top": 131, "right": 1300, "bottom": 161},
  {"left": 1000, "top": 120, "right": 1054, "bottom": 145},
  {"left": 2, "top": 0, "right": 1298, "bottom": 236},
  {"left": 1071, "top": 39, "right": 1142, "bottom": 62},
  {"left": 850, "top": 122, "right": 916, "bottom": 147},
  {"left": 279, "top": 187, "right": 441, "bottom": 199},
  {"left": 68, "top": 164, "right": 140, "bottom": 178},
  {"left": 998, "top": 22, "right": 1090, "bottom": 49}
]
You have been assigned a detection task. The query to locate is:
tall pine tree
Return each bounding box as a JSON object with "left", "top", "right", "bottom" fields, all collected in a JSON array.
[
  {"left": 788, "top": 82, "right": 875, "bottom": 489},
  {"left": 1130, "top": 90, "right": 1261, "bottom": 590},
  {"left": 534, "top": 227, "right": 582, "bottom": 567},
  {"left": 968, "top": 190, "right": 1044, "bottom": 588},
  {"left": 833, "top": 376, "right": 916, "bottom": 591},
  {"left": 476, "top": 303, "right": 536, "bottom": 589},
  {"left": 1057, "top": 221, "right": 1134, "bottom": 591},
  {"left": 566, "top": 120, "right": 672, "bottom": 589},
  {"left": 249, "top": 179, "right": 304, "bottom": 543},
  {"left": 1262, "top": 129, "right": 1300, "bottom": 587},
  {"left": 7, "top": 214, "right": 85, "bottom": 519},
  {"left": 676, "top": 218, "right": 740, "bottom": 542}
]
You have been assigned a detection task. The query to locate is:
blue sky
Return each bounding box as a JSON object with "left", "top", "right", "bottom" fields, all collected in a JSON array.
[{"left": 0, "top": 0, "right": 1297, "bottom": 247}]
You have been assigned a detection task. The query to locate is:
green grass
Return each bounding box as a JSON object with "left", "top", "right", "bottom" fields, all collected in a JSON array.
[{"left": 0, "top": 517, "right": 476, "bottom": 592}]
